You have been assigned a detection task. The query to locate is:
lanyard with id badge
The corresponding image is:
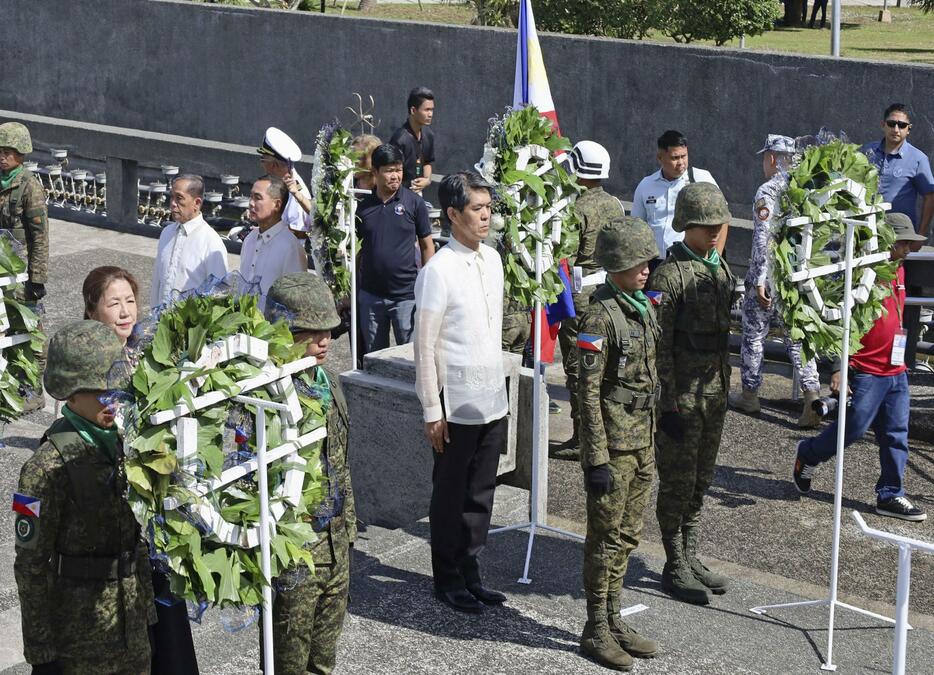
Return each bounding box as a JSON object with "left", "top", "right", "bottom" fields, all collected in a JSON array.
[{"left": 890, "top": 282, "right": 907, "bottom": 366}]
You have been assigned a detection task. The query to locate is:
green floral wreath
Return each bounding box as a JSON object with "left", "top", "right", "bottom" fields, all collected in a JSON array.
[
  {"left": 477, "top": 106, "right": 580, "bottom": 307},
  {"left": 309, "top": 122, "right": 360, "bottom": 299},
  {"left": 121, "top": 289, "right": 329, "bottom": 608},
  {"left": 0, "top": 234, "right": 44, "bottom": 422},
  {"left": 771, "top": 138, "right": 898, "bottom": 363}
]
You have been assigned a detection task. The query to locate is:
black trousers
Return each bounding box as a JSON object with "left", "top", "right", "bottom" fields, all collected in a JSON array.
[
  {"left": 151, "top": 569, "right": 200, "bottom": 675},
  {"left": 429, "top": 416, "right": 507, "bottom": 592}
]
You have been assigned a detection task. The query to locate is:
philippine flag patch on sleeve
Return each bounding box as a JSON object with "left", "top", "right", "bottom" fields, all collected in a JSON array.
[
  {"left": 577, "top": 334, "right": 605, "bottom": 352},
  {"left": 645, "top": 291, "right": 664, "bottom": 305},
  {"left": 12, "top": 493, "right": 40, "bottom": 518}
]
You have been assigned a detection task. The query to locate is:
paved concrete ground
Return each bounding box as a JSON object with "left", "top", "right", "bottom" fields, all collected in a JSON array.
[{"left": 1, "top": 219, "right": 932, "bottom": 674}]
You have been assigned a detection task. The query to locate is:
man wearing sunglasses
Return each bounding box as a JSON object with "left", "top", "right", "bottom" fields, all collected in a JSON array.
[{"left": 861, "top": 103, "right": 934, "bottom": 251}]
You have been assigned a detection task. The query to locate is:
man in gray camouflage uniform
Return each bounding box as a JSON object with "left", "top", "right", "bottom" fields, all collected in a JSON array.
[{"left": 729, "top": 135, "right": 821, "bottom": 428}]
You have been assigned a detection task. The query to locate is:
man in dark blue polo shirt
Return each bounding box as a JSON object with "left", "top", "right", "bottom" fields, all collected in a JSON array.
[
  {"left": 357, "top": 143, "right": 435, "bottom": 354},
  {"left": 861, "top": 103, "right": 934, "bottom": 250},
  {"left": 389, "top": 86, "right": 436, "bottom": 194}
]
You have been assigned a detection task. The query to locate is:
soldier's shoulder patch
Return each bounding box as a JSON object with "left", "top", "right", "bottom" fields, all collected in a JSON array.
[
  {"left": 754, "top": 197, "right": 770, "bottom": 222},
  {"left": 645, "top": 290, "right": 664, "bottom": 305},
  {"left": 14, "top": 514, "right": 39, "bottom": 549},
  {"left": 581, "top": 350, "right": 602, "bottom": 371},
  {"left": 577, "top": 333, "right": 605, "bottom": 352}
]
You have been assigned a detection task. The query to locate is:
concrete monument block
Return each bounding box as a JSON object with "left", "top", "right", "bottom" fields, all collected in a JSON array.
[{"left": 340, "top": 343, "right": 520, "bottom": 529}]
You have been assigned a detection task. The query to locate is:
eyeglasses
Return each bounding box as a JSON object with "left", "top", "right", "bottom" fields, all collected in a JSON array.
[{"left": 885, "top": 120, "right": 911, "bottom": 130}]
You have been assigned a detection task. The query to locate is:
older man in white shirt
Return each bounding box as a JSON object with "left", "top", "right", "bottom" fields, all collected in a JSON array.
[
  {"left": 414, "top": 171, "right": 509, "bottom": 615},
  {"left": 240, "top": 175, "right": 308, "bottom": 307},
  {"left": 631, "top": 130, "right": 722, "bottom": 266},
  {"left": 150, "top": 174, "right": 229, "bottom": 308}
]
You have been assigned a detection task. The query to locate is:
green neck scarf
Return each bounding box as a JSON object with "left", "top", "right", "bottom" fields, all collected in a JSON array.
[
  {"left": 311, "top": 366, "right": 332, "bottom": 412},
  {"left": 608, "top": 278, "right": 649, "bottom": 318},
  {"left": 62, "top": 404, "right": 120, "bottom": 462},
  {"left": 0, "top": 165, "right": 23, "bottom": 191},
  {"left": 678, "top": 241, "right": 721, "bottom": 273}
]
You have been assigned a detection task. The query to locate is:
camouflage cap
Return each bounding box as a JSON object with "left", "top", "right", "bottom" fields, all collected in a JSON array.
[
  {"left": 44, "top": 320, "right": 127, "bottom": 401},
  {"left": 672, "top": 182, "right": 731, "bottom": 233},
  {"left": 266, "top": 272, "right": 340, "bottom": 332},
  {"left": 0, "top": 122, "right": 33, "bottom": 154},
  {"left": 595, "top": 217, "right": 659, "bottom": 273}
]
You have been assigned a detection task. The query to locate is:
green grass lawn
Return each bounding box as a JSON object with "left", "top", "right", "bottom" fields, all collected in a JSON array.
[{"left": 197, "top": 2, "right": 934, "bottom": 65}]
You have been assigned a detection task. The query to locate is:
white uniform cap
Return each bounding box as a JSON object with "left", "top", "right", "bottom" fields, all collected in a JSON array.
[{"left": 258, "top": 127, "right": 302, "bottom": 163}]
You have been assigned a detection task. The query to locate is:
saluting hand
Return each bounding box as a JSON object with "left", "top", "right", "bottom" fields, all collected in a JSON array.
[
  {"left": 283, "top": 171, "right": 298, "bottom": 194},
  {"left": 425, "top": 419, "right": 450, "bottom": 453}
]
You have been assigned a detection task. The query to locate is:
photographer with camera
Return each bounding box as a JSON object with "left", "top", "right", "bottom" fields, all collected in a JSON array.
[{"left": 793, "top": 213, "right": 927, "bottom": 522}]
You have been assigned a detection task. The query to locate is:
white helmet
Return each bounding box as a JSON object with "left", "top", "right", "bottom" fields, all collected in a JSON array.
[{"left": 569, "top": 140, "right": 610, "bottom": 180}]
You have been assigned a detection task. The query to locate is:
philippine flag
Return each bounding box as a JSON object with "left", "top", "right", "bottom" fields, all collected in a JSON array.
[
  {"left": 513, "top": 0, "right": 561, "bottom": 134},
  {"left": 645, "top": 290, "right": 665, "bottom": 306},
  {"left": 11, "top": 493, "right": 40, "bottom": 518},
  {"left": 577, "top": 334, "right": 605, "bottom": 353}
]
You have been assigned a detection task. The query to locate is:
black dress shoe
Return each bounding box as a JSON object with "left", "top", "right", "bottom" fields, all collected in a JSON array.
[
  {"left": 435, "top": 588, "right": 484, "bottom": 614},
  {"left": 466, "top": 584, "right": 507, "bottom": 605}
]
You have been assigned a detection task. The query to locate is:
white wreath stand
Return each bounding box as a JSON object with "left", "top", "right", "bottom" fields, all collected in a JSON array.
[
  {"left": 0, "top": 270, "right": 32, "bottom": 372},
  {"left": 153, "top": 335, "right": 328, "bottom": 675},
  {"left": 489, "top": 231, "right": 585, "bottom": 584},
  {"left": 750, "top": 215, "right": 901, "bottom": 671}
]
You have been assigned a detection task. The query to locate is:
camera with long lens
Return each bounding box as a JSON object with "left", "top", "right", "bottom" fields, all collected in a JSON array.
[{"left": 812, "top": 395, "right": 848, "bottom": 418}]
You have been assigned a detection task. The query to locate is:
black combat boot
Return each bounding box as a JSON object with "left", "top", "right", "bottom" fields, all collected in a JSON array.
[{"left": 661, "top": 536, "right": 711, "bottom": 605}]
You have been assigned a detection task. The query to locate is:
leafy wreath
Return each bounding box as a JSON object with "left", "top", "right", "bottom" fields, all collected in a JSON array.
[
  {"left": 120, "top": 282, "right": 329, "bottom": 608},
  {"left": 0, "top": 233, "right": 44, "bottom": 421},
  {"left": 771, "top": 136, "right": 898, "bottom": 362},
  {"left": 477, "top": 106, "right": 580, "bottom": 307},
  {"left": 309, "top": 122, "right": 359, "bottom": 299}
]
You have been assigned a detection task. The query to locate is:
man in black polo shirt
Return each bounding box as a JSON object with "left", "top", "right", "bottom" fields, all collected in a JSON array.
[
  {"left": 389, "top": 86, "right": 436, "bottom": 194},
  {"left": 357, "top": 144, "right": 435, "bottom": 354}
]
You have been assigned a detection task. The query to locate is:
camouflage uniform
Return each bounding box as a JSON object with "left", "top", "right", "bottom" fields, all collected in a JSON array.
[
  {"left": 740, "top": 173, "right": 818, "bottom": 393},
  {"left": 501, "top": 293, "right": 531, "bottom": 355},
  {"left": 266, "top": 274, "right": 356, "bottom": 675},
  {"left": 648, "top": 182, "right": 733, "bottom": 605},
  {"left": 577, "top": 218, "right": 660, "bottom": 668},
  {"left": 13, "top": 321, "right": 155, "bottom": 674},
  {"left": 558, "top": 186, "right": 626, "bottom": 429},
  {"left": 0, "top": 123, "right": 49, "bottom": 291}
]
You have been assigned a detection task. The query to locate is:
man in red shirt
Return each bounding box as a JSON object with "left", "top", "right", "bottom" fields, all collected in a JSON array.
[{"left": 793, "top": 213, "right": 927, "bottom": 521}]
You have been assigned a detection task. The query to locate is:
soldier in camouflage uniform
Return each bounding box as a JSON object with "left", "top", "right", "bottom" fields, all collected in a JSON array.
[
  {"left": 554, "top": 141, "right": 627, "bottom": 461},
  {"left": 501, "top": 293, "right": 531, "bottom": 355},
  {"left": 265, "top": 273, "right": 356, "bottom": 675},
  {"left": 0, "top": 122, "right": 49, "bottom": 411},
  {"left": 647, "top": 182, "right": 733, "bottom": 606},
  {"left": 577, "top": 218, "right": 660, "bottom": 670},
  {"left": 730, "top": 135, "right": 821, "bottom": 428},
  {"left": 13, "top": 320, "right": 155, "bottom": 674}
]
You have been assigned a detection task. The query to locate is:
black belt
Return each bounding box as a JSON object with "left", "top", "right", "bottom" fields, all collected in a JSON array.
[
  {"left": 606, "top": 385, "right": 660, "bottom": 411},
  {"left": 55, "top": 550, "right": 136, "bottom": 580}
]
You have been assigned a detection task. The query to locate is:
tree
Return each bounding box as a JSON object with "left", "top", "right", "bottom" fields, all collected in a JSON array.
[
  {"left": 535, "top": 0, "right": 661, "bottom": 39},
  {"left": 784, "top": 0, "right": 805, "bottom": 27},
  {"left": 911, "top": 0, "right": 934, "bottom": 12},
  {"left": 358, "top": 0, "right": 377, "bottom": 12},
  {"left": 660, "top": 0, "right": 782, "bottom": 45}
]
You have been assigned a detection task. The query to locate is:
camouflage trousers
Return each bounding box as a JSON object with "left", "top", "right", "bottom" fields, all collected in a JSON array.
[
  {"left": 740, "top": 284, "right": 818, "bottom": 393},
  {"left": 583, "top": 445, "right": 655, "bottom": 610},
  {"left": 60, "top": 654, "right": 149, "bottom": 674},
  {"left": 502, "top": 313, "right": 531, "bottom": 356},
  {"left": 271, "top": 534, "right": 350, "bottom": 675},
  {"left": 557, "top": 288, "right": 595, "bottom": 426},
  {"left": 655, "top": 391, "right": 727, "bottom": 537}
]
